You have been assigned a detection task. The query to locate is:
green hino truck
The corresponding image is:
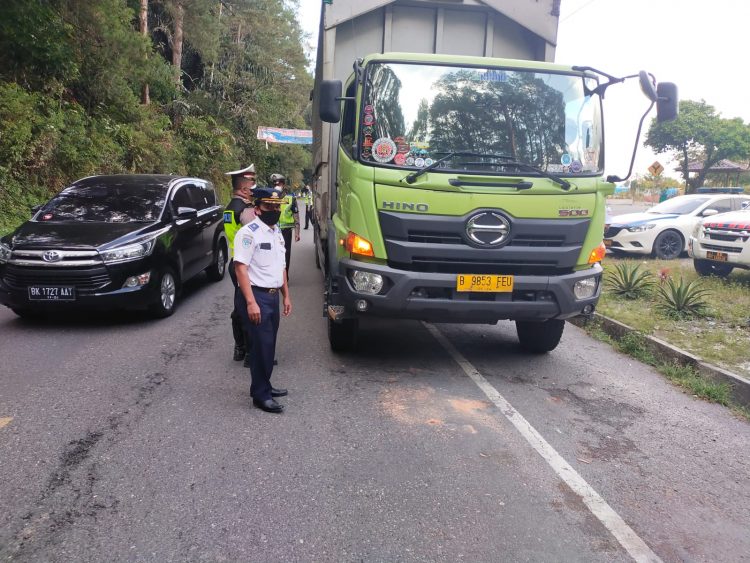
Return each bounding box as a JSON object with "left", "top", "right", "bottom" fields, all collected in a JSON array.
[{"left": 311, "top": 0, "right": 676, "bottom": 352}]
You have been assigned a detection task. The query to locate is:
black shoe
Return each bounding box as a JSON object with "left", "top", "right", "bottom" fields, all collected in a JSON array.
[
  {"left": 273, "top": 359, "right": 278, "bottom": 366},
  {"left": 271, "top": 387, "right": 287, "bottom": 397},
  {"left": 243, "top": 356, "right": 251, "bottom": 368},
  {"left": 253, "top": 398, "right": 284, "bottom": 413},
  {"left": 233, "top": 346, "right": 246, "bottom": 361}
]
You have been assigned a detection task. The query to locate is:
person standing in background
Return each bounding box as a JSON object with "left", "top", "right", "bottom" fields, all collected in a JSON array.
[
  {"left": 223, "top": 164, "right": 257, "bottom": 362},
  {"left": 270, "top": 173, "right": 300, "bottom": 277}
]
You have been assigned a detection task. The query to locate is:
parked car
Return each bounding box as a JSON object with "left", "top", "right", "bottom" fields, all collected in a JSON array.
[
  {"left": 0, "top": 175, "right": 228, "bottom": 318},
  {"left": 604, "top": 193, "right": 750, "bottom": 259},
  {"left": 689, "top": 205, "right": 750, "bottom": 277}
]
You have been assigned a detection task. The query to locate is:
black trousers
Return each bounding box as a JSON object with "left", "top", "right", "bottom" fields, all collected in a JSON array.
[
  {"left": 228, "top": 260, "right": 249, "bottom": 350},
  {"left": 281, "top": 227, "right": 292, "bottom": 273},
  {"left": 235, "top": 288, "right": 280, "bottom": 401},
  {"left": 304, "top": 205, "right": 312, "bottom": 229}
]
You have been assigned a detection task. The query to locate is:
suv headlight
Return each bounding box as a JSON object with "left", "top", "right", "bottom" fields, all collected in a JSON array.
[
  {"left": 0, "top": 241, "right": 11, "bottom": 264},
  {"left": 99, "top": 239, "right": 156, "bottom": 264},
  {"left": 627, "top": 223, "right": 656, "bottom": 233}
]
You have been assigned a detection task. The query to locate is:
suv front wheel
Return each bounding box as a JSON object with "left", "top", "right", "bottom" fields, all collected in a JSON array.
[{"left": 149, "top": 268, "right": 178, "bottom": 318}]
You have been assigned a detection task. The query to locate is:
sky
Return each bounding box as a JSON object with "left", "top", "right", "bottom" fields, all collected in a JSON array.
[{"left": 295, "top": 0, "right": 750, "bottom": 181}]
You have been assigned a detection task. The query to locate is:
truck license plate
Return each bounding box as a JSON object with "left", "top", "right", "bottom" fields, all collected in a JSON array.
[
  {"left": 28, "top": 285, "right": 76, "bottom": 301},
  {"left": 706, "top": 251, "right": 728, "bottom": 262},
  {"left": 456, "top": 274, "right": 514, "bottom": 292}
]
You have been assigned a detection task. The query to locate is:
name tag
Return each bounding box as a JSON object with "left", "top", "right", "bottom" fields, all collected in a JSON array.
[{"left": 259, "top": 242, "right": 272, "bottom": 250}]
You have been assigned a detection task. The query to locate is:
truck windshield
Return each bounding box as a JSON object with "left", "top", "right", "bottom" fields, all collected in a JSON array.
[{"left": 360, "top": 62, "right": 603, "bottom": 176}]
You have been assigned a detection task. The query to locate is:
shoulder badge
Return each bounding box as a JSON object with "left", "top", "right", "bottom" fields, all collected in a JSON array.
[
  {"left": 223, "top": 211, "right": 233, "bottom": 224},
  {"left": 249, "top": 223, "right": 259, "bottom": 232},
  {"left": 241, "top": 234, "right": 253, "bottom": 248}
]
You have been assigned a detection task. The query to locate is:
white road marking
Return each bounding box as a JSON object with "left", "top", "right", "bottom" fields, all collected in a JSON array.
[{"left": 424, "top": 322, "right": 662, "bottom": 563}]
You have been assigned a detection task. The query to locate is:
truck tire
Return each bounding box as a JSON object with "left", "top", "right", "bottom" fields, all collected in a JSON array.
[
  {"left": 149, "top": 268, "right": 178, "bottom": 318},
  {"left": 205, "top": 240, "right": 227, "bottom": 281},
  {"left": 328, "top": 317, "right": 358, "bottom": 352},
  {"left": 693, "top": 258, "right": 734, "bottom": 278},
  {"left": 313, "top": 230, "right": 321, "bottom": 270},
  {"left": 516, "top": 319, "right": 565, "bottom": 353},
  {"left": 652, "top": 230, "right": 684, "bottom": 260}
]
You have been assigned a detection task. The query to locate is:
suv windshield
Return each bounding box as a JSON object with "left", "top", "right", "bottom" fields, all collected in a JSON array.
[
  {"left": 647, "top": 196, "right": 710, "bottom": 215},
  {"left": 38, "top": 184, "right": 167, "bottom": 223},
  {"left": 359, "top": 62, "right": 603, "bottom": 176}
]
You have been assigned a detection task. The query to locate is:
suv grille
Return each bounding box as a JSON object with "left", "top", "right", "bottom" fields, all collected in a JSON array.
[{"left": 3, "top": 265, "right": 112, "bottom": 291}]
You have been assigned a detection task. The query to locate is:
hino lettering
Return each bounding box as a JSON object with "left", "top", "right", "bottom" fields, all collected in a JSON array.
[{"left": 382, "top": 201, "right": 429, "bottom": 212}]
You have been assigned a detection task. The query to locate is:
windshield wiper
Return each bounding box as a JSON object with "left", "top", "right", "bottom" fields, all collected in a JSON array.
[{"left": 402, "top": 151, "right": 571, "bottom": 190}]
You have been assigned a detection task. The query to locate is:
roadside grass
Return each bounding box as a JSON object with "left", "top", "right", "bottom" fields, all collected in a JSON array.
[
  {"left": 582, "top": 318, "right": 750, "bottom": 421},
  {"left": 587, "top": 255, "right": 750, "bottom": 420},
  {"left": 599, "top": 256, "right": 750, "bottom": 378}
]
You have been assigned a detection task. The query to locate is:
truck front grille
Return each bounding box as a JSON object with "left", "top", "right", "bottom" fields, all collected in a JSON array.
[{"left": 380, "top": 210, "right": 589, "bottom": 275}]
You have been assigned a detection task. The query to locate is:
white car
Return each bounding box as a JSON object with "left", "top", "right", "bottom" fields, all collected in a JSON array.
[
  {"left": 689, "top": 205, "right": 750, "bottom": 277},
  {"left": 604, "top": 194, "right": 750, "bottom": 259}
]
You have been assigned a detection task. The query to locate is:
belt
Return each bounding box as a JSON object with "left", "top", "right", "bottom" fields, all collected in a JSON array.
[{"left": 252, "top": 286, "right": 280, "bottom": 294}]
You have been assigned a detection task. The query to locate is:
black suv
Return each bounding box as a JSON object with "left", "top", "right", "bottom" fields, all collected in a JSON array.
[{"left": 0, "top": 175, "right": 228, "bottom": 318}]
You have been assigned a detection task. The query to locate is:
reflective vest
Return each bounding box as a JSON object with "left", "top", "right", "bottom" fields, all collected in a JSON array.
[
  {"left": 223, "top": 197, "right": 250, "bottom": 255},
  {"left": 279, "top": 194, "right": 296, "bottom": 228}
]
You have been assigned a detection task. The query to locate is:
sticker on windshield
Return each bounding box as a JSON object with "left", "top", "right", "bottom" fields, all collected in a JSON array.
[
  {"left": 362, "top": 126, "right": 373, "bottom": 136},
  {"left": 363, "top": 114, "right": 375, "bottom": 126},
  {"left": 561, "top": 153, "right": 572, "bottom": 167},
  {"left": 414, "top": 157, "right": 426, "bottom": 168},
  {"left": 371, "top": 138, "right": 397, "bottom": 163},
  {"left": 479, "top": 69, "right": 508, "bottom": 82},
  {"left": 570, "top": 159, "right": 583, "bottom": 173},
  {"left": 424, "top": 158, "right": 434, "bottom": 167},
  {"left": 364, "top": 104, "right": 374, "bottom": 114},
  {"left": 394, "top": 136, "right": 410, "bottom": 154},
  {"left": 406, "top": 156, "right": 415, "bottom": 166},
  {"left": 362, "top": 135, "right": 373, "bottom": 149},
  {"left": 394, "top": 153, "right": 406, "bottom": 166},
  {"left": 547, "top": 164, "right": 565, "bottom": 173}
]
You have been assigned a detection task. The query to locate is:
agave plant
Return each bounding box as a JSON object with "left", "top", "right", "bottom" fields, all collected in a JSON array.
[
  {"left": 656, "top": 277, "right": 711, "bottom": 319},
  {"left": 604, "top": 262, "right": 655, "bottom": 299}
]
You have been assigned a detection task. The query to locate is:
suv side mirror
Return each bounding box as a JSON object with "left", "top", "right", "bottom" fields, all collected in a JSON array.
[
  {"left": 320, "top": 80, "right": 342, "bottom": 123},
  {"left": 176, "top": 207, "right": 198, "bottom": 219},
  {"left": 656, "top": 82, "right": 678, "bottom": 122},
  {"left": 31, "top": 204, "right": 42, "bottom": 215},
  {"left": 702, "top": 208, "right": 719, "bottom": 217}
]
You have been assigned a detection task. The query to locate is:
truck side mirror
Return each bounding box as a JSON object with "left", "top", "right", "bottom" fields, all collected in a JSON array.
[
  {"left": 320, "top": 80, "right": 342, "bottom": 123},
  {"left": 656, "top": 82, "right": 678, "bottom": 122}
]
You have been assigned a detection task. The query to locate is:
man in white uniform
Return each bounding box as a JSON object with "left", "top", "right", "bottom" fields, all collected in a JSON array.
[{"left": 233, "top": 188, "right": 293, "bottom": 413}]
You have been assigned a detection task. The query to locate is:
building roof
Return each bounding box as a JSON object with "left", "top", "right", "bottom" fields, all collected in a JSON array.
[{"left": 687, "top": 159, "right": 748, "bottom": 172}]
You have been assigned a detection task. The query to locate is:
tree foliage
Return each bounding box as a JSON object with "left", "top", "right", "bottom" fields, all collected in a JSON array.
[
  {"left": 645, "top": 100, "right": 750, "bottom": 192},
  {"left": 0, "top": 0, "right": 312, "bottom": 235}
]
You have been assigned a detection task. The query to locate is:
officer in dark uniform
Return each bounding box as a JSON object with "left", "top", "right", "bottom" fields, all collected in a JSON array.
[
  {"left": 224, "top": 164, "right": 257, "bottom": 362},
  {"left": 234, "top": 187, "right": 292, "bottom": 414}
]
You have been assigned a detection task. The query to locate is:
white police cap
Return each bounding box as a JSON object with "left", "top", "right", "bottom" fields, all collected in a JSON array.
[{"left": 225, "top": 163, "right": 256, "bottom": 176}]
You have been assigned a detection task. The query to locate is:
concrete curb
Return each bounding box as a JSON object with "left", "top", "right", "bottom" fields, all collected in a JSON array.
[{"left": 568, "top": 313, "right": 750, "bottom": 408}]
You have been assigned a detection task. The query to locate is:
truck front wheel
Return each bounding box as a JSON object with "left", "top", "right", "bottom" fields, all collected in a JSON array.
[
  {"left": 515, "top": 319, "right": 565, "bottom": 353},
  {"left": 328, "top": 317, "right": 358, "bottom": 352}
]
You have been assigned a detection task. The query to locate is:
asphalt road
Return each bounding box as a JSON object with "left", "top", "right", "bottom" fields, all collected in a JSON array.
[{"left": 1, "top": 223, "right": 749, "bottom": 562}]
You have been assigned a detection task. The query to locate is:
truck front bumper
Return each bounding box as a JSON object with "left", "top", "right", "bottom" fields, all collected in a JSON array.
[{"left": 331, "top": 259, "right": 603, "bottom": 323}]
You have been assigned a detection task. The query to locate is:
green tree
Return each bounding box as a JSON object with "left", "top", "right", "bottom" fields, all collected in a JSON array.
[{"left": 645, "top": 100, "right": 750, "bottom": 192}]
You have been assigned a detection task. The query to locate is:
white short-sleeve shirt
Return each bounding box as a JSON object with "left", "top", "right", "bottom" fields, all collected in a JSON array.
[{"left": 233, "top": 217, "right": 286, "bottom": 288}]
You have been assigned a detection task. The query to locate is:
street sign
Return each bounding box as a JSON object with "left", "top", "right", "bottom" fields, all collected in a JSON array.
[{"left": 648, "top": 161, "right": 664, "bottom": 176}]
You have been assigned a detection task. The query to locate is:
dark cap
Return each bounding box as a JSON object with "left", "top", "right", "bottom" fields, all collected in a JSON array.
[{"left": 252, "top": 187, "right": 283, "bottom": 204}]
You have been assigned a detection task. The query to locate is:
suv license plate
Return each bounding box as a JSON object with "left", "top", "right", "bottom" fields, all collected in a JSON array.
[
  {"left": 706, "top": 251, "right": 728, "bottom": 262},
  {"left": 456, "top": 274, "right": 514, "bottom": 292},
  {"left": 28, "top": 286, "right": 76, "bottom": 301}
]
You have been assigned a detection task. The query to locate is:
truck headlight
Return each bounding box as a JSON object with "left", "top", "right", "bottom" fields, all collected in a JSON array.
[
  {"left": 627, "top": 223, "right": 656, "bottom": 233},
  {"left": 692, "top": 224, "right": 704, "bottom": 238},
  {"left": 0, "top": 242, "right": 11, "bottom": 264},
  {"left": 100, "top": 239, "right": 156, "bottom": 264},
  {"left": 573, "top": 277, "right": 598, "bottom": 299},
  {"left": 350, "top": 270, "right": 384, "bottom": 294}
]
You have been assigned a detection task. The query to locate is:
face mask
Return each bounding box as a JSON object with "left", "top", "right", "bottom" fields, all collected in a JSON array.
[{"left": 258, "top": 209, "right": 281, "bottom": 226}]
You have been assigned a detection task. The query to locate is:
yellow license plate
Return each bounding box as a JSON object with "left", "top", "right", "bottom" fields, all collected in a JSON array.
[
  {"left": 706, "top": 251, "right": 728, "bottom": 262},
  {"left": 603, "top": 239, "right": 612, "bottom": 247},
  {"left": 456, "top": 274, "right": 514, "bottom": 292}
]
